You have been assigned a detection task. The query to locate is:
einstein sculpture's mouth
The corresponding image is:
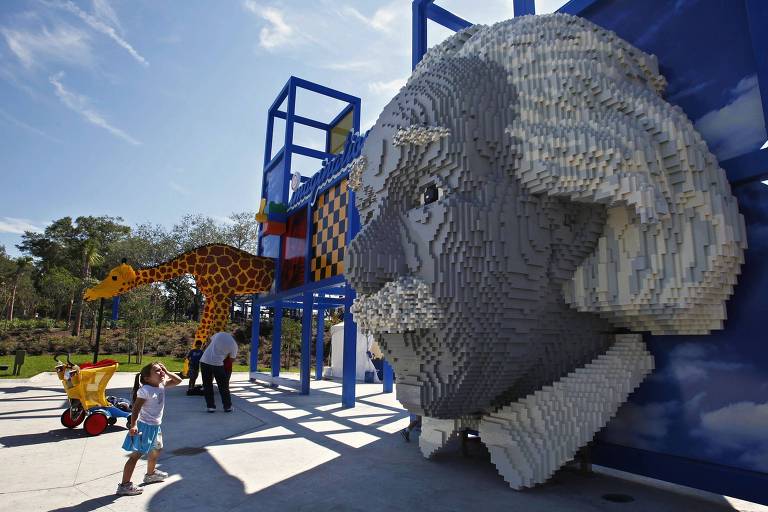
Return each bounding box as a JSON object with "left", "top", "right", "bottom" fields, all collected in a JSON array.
[{"left": 351, "top": 276, "right": 443, "bottom": 334}]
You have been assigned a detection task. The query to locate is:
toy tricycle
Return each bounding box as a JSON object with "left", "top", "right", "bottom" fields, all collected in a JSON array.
[{"left": 54, "top": 353, "right": 132, "bottom": 436}]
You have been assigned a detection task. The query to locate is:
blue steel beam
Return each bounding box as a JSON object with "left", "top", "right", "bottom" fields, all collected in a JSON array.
[
  {"left": 292, "top": 76, "right": 360, "bottom": 105},
  {"left": 290, "top": 144, "right": 335, "bottom": 161},
  {"left": 342, "top": 284, "right": 357, "bottom": 408},
  {"left": 316, "top": 308, "right": 325, "bottom": 381},
  {"left": 272, "top": 305, "right": 283, "bottom": 379},
  {"left": 250, "top": 296, "right": 260, "bottom": 373},
  {"left": 327, "top": 103, "right": 355, "bottom": 132},
  {"left": 300, "top": 292, "right": 313, "bottom": 394},
  {"left": 268, "top": 81, "right": 290, "bottom": 115},
  {"left": 513, "top": 0, "right": 536, "bottom": 16},
  {"left": 383, "top": 360, "right": 394, "bottom": 393},
  {"left": 111, "top": 296, "right": 120, "bottom": 321},
  {"left": 253, "top": 274, "right": 346, "bottom": 305},
  {"left": 557, "top": 0, "right": 600, "bottom": 15},
  {"left": 425, "top": 3, "right": 472, "bottom": 31},
  {"left": 273, "top": 110, "right": 330, "bottom": 131},
  {"left": 412, "top": 0, "right": 431, "bottom": 70}
]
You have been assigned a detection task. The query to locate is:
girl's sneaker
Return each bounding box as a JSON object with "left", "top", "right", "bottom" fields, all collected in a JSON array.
[
  {"left": 116, "top": 482, "right": 143, "bottom": 495},
  {"left": 143, "top": 470, "right": 169, "bottom": 484}
]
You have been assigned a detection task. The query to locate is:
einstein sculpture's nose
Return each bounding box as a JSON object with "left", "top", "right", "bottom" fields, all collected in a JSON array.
[{"left": 345, "top": 216, "right": 407, "bottom": 296}]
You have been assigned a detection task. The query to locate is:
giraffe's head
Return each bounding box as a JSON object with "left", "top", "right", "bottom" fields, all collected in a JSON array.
[{"left": 84, "top": 263, "right": 137, "bottom": 301}]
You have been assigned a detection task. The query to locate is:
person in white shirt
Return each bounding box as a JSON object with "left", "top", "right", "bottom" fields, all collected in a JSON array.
[{"left": 200, "top": 331, "right": 238, "bottom": 412}]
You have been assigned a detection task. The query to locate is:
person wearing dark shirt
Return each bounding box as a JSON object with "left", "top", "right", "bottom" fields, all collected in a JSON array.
[{"left": 186, "top": 341, "right": 204, "bottom": 395}]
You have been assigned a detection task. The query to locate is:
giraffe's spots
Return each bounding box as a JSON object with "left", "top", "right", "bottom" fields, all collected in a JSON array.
[
  {"left": 218, "top": 255, "right": 233, "bottom": 267},
  {"left": 237, "top": 273, "right": 249, "bottom": 285},
  {"left": 210, "top": 245, "right": 224, "bottom": 256},
  {"left": 220, "top": 267, "right": 231, "bottom": 280},
  {"left": 246, "top": 268, "right": 257, "bottom": 279},
  {"left": 227, "top": 278, "right": 238, "bottom": 288}
]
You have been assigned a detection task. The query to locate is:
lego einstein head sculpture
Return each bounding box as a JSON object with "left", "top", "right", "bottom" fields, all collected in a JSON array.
[{"left": 346, "top": 14, "right": 746, "bottom": 488}]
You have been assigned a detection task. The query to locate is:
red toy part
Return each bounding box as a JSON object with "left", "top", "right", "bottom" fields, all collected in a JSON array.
[
  {"left": 60, "top": 409, "right": 85, "bottom": 428},
  {"left": 78, "top": 359, "right": 118, "bottom": 370},
  {"left": 263, "top": 221, "right": 286, "bottom": 236},
  {"left": 83, "top": 412, "right": 108, "bottom": 436}
]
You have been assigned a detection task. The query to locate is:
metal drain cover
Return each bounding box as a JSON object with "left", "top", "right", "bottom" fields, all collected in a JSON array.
[{"left": 172, "top": 447, "right": 207, "bottom": 456}]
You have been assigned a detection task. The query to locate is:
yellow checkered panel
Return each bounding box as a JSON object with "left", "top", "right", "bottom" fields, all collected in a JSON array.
[{"left": 311, "top": 179, "right": 348, "bottom": 281}]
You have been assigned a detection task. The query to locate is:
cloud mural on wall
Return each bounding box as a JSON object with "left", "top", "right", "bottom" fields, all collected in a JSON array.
[
  {"left": 694, "top": 75, "right": 767, "bottom": 161},
  {"left": 695, "top": 401, "right": 768, "bottom": 472}
]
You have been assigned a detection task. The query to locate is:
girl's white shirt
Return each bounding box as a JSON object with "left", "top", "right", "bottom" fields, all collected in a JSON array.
[{"left": 136, "top": 382, "right": 165, "bottom": 425}]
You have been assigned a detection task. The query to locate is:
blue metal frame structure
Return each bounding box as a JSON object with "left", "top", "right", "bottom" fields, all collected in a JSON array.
[
  {"left": 252, "top": 77, "right": 395, "bottom": 407},
  {"left": 412, "top": 0, "right": 768, "bottom": 502}
]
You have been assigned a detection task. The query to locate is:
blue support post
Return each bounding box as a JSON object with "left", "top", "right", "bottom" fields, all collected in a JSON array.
[
  {"left": 342, "top": 285, "right": 357, "bottom": 408},
  {"left": 315, "top": 308, "right": 325, "bottom": 380},
  {"left": 412, "top": 1, "right": 430, "bottom": 70},
  {"left": 300, "top": 292, "right": 313, "bottom": 394},
  {"left": 250, "top": 298, "right": 260, "bottom": 373},
  {"left": 272, "top": 305, "right": 283, "bottom": 379},
  {"left": 383, "top": 360, "right": 394, "bottom": 393},
  {"left": 513, "top": 0, "right": 536, "bottom": 16},
  {"left": 111, "top": 296, "right": 120, "bottom": 321}
]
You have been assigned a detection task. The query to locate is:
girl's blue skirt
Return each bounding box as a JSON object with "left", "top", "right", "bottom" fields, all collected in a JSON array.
[{"left": 122, "top": 421, "right": 162, "bottom": 454}]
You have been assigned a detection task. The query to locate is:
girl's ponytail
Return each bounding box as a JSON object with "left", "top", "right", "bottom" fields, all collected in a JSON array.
[
  {"left": 132, "top": 363, "right": 154, "bottom": 403},
  {"left": 132, "top": 372, "right": 142, "bottom": 403}
]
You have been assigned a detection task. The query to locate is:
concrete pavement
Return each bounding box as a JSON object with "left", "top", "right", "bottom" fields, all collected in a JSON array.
[{"left": 0, "top": 371, "right": 764, "bottom": 512}]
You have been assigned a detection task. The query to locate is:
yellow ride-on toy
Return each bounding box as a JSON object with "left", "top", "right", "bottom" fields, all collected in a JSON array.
[{"left": 54, "top": 353, "right": 132, "bottom": 436}]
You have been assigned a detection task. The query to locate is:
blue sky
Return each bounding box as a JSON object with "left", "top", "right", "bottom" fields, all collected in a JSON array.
[{"left": 0, "top": 0, "right": 570, "bottom": 256}]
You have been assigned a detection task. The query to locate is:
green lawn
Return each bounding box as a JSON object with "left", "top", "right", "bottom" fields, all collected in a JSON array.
[{"left": 0, "top": 353, "right": 287, "bottom": 379}]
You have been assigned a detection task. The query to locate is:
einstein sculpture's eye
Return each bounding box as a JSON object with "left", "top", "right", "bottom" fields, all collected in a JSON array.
[
  {"left": 112, "top": 276, "right": 118, "bottom": 281},
  {"left": 422, "top": 182, "right": 438, "bottom": 205}
]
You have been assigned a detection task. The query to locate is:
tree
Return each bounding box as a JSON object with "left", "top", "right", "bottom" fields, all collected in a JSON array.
[
  {"left": 72, "top": 240, "right": 104, "bottom": 336},
  {"left": 7, "top": 257, "right": 32, "bottom": 321},
  {"left": 170, "top": 214, "right": 227, "bottom": 253},
  {"left": 224, "top": 211, "right": 259, "bottom": 253},
  {"left": 17, "top": 215, "right": 130, "bottom": 334},
  {"left": 39, "top": 267, "right": 79, "bottom": 325},
  {"left": 121, "top": 286, "right": 163, "bottom": 364}
]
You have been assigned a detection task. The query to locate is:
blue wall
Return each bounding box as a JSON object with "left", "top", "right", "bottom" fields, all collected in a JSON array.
[{"left": 562, "top": 0, "right": 768, "bottom": 501}]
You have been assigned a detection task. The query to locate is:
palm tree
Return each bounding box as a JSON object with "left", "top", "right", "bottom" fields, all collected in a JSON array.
[
  {"left": 72, "top": 240, "right": 103, "bottom": 337},
  {"left": 7, "top": 257, "right": 32, "bottom": 321}
]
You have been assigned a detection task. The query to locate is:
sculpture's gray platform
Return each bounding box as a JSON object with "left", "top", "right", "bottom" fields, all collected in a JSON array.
[{"left": 0, "top": 372, "right": 761, "bottom": 512}]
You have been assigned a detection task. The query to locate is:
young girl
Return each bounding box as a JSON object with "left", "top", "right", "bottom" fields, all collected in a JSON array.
[{"left": 117, "top": 362, "right": 182, "bottom": 496}]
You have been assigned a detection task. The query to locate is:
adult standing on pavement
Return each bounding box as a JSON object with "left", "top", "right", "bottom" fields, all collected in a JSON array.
[{"left": 200, "top": 331, "right": 238, "bottom": 413}]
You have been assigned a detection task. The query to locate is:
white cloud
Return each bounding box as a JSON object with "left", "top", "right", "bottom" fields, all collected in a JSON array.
[
  {"left": 696, "top": 401, "right": 768, "bottom": 471},
  {"left": 368, "top": 77, "right": 407, "bottom": 97},
  {"left": 340, "top": 3, "right": 407, "bottom": 33},
  {"left": 1, "top": 24, "right": 93, "bottom": 69},
  {"left": 47, "top": 0, "right": 148, "bottom": 66},
  {"left": 243, "top": 1, "right": 295, "bottom": 50},
  {"left": 695, "top": 75, "right": 768, "bottom": 161},
  {"left": 651, "top": 342, "right": 746, "bottom": 384},
  {"left": 0, "top": 107, "right": 61, "bottom": 143},
  {"left": 91, "top": 0, "right": 122, "bottom": 34},
  {"left": 319, "top": 60, "right": 378, "bottom": 72},
  {"left": 168, "top": 180, "right": 190, "bottom": 196},
  {"left": 0, "top": 217, "right": 44, "bottom": 234},
  {"left": 600, "top": 400, "right": 678, "bottom": 451},
  {"left": 49, "top": 72, "right": 141, "bottom": 145}
]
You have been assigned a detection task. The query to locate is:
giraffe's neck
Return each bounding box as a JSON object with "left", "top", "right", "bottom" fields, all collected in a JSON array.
[{"left": 135, "top": 252, "right": 195, "bottom": 285}]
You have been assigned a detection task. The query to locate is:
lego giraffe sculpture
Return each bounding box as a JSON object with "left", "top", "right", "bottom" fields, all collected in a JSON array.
[{"left": 84, "top": 244, "right": 274, "bottom": 346}]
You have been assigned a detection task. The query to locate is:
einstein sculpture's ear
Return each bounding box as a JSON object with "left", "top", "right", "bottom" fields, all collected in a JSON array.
[{"left": 443, "top": 14, "right": 747, "bottom": 335}]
